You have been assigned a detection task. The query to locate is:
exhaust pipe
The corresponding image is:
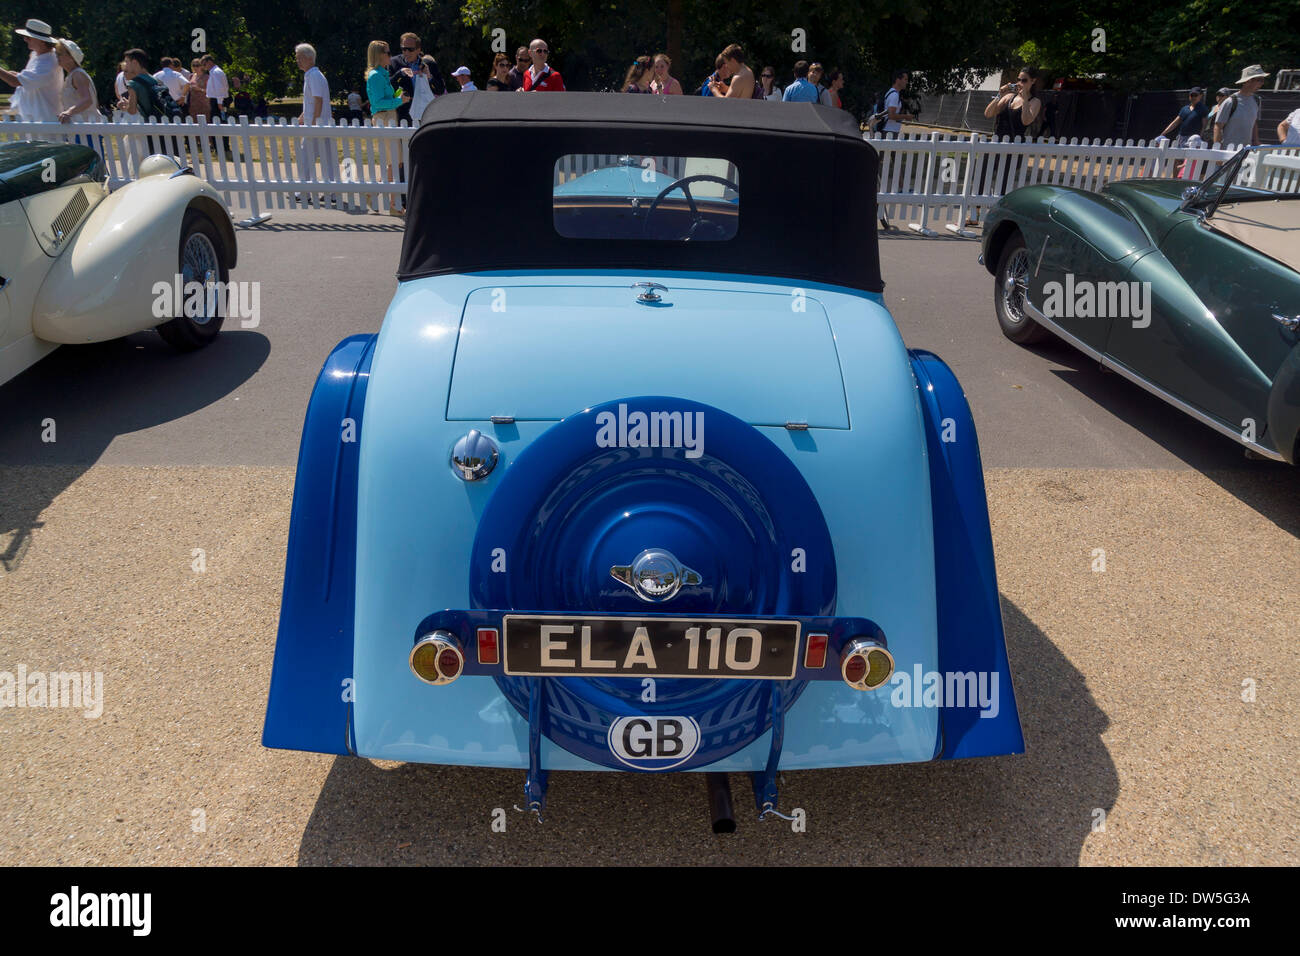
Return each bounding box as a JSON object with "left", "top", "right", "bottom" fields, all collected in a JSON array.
[{"left": 706, "top": 772, "right": 736, "bottom": 833}]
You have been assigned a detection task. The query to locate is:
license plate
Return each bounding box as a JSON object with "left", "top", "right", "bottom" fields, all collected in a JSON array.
[{"left": 502, "top": 615, "right": 800, "bottom": 679}]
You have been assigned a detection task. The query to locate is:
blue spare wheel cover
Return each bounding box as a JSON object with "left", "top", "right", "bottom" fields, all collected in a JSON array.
[{"left": 470, "top": 396, "right": 836, "bottom": 771}]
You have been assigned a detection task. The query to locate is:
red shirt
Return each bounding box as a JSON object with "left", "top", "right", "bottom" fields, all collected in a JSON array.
[{"left": 523, "top": 65, "right": 565, "bottom": 92}]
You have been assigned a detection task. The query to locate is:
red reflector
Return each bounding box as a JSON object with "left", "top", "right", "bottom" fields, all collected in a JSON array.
[
  {"left": 844, "top": 653, "right": 867, "bottom": 685},
  {"left": 805, "top": 633, "right": 828, "bottom": 669},
  {"left": 437, "top": 648, "right": 461, "bottom": 679},
  {"left": 477, "top": 628, "right": 499, "bottom": 665}
]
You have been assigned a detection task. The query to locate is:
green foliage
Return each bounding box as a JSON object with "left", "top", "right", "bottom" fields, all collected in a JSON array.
[{"left": 3, "top": 0, "right": 1294, "bottom": 120}]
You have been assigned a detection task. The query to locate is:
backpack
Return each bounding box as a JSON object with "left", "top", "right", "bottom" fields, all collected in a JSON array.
[
  {"left": 1215, "top": 92, "right": 1251, "bottom": 143},
  {"left": 871, "top": 88, "right": 895, "bottom": 133},
  {"left": 135, "top": 73, "right": 184, "bottom": 121}
]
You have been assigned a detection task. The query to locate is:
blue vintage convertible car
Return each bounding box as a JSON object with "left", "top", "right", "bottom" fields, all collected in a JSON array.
[{"left": 263, "top": 93, "right": 1023, "bottom": 828}]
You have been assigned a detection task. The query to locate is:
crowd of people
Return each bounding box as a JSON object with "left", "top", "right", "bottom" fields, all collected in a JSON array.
[
  {"left": 5, "top": 12, "right": 1295, "bottom": 214},
  {"left": 1, "top": 18, "right": 861, "bottom": 130},
  {"left": 0, "top": 18, "right": 265, "bottom": 126},
  {"left": 1157, "top": 65, "right": 1300, "bottom": 148}
]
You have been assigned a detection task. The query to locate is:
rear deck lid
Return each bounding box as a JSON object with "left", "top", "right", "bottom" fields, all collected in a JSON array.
[{"left": 446, "top": 284, "right": 850, "bottom": 427}]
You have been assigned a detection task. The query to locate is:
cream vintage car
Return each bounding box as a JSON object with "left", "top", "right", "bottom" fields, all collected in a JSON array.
[{"left": 0, "top": 140, "right": 238, "bottom": 387}]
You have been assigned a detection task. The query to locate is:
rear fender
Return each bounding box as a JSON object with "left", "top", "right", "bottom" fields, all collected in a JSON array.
[
  {"left": 262, "top": 334, "right": 376, "bottom": 755},
  {"left": 32, "top": 174, "right": 233, "bottom": 343},
  {"left": 909, "top": 349, "right": 1025, "bottom": 759}
]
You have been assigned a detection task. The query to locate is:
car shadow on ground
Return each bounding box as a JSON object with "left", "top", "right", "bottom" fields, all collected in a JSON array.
[
  {"left": 295, "top": 596, "right": 1116, "bottom": 865},
  {"left": 1033, "top": 338, "right": 1300, "bottom": 537},
  {"left": 0, "top": 330, "right": 268, "bottom": 573}
]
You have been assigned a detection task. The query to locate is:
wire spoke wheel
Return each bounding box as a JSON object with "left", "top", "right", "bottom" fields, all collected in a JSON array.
[
  {"left": 181, "top": 231, "right": 221, "bottom": 325},
  {"left": 1000, "top": 247, "right": 1030, "bottom": 325},
  {"left": 992, "top": 232, "right": 1049, "bottom": 345}
]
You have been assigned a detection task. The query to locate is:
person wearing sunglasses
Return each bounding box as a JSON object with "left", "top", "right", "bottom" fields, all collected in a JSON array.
[
  {"left": 486, "top": 53, "right": 512, "bottom": 92},
  {"left": 389, "top": 32, "right": 444, "bottom": 123},
  {"left": 507, "top": 47, "right": 530, "bottom": 91},
  {"left": 521, "top": 38, "right": 565, "bottom": 91},
  {"left": 758, "top": 67, "right": 781, "bottom": 101},
  {"left": 983, "top": 66, "right": 1043, "bottom": 140},
  {"left": 365, "top": 40, "right": 405, "bottom": 214}
]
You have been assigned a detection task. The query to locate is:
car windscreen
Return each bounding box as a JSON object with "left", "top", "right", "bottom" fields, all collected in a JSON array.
[
  {"left": 554, "top": 155, "right": 739, "bottom": 241},
  {"left": 1199, "top": 146, "right": 1300, "bottom": 214}
]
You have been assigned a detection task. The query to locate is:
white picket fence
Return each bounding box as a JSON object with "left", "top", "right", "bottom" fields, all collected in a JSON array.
[
  {"left": 0, "top": 117, "right": 1248, "bottom": 234},
  {"left": 0, "top": 115, "right": 415, "bottom": 219},
  {"left": 865, "top": 130, "right": 1240, "bottom": 236}
]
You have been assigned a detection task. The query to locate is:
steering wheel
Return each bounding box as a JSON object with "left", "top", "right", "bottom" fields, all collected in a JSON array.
[{"left": 642, "top": 174, "right": 739, "bottom": 241}]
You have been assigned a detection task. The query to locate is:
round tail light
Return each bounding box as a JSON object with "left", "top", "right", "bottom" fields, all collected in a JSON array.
[
  {"left": 840, "top": 638, "right": 894, "bottom": 691},
  {"left": 410, "top": 631, "right": 464, "bottom": 685}
]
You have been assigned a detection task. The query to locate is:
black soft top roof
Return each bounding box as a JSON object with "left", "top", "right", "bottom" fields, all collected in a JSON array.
[{"left": 397, "top": 92, "right": 883, "bottom": 293}]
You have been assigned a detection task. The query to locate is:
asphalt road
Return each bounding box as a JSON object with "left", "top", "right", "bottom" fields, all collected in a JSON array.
[
  {"left": 0, "top": 208, "right": 1289, "bottom": 472},
  {"left": 1, "top": 208, "right": 1296, "bottom": 866}
]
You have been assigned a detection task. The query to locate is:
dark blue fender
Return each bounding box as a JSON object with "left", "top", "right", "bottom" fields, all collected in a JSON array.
[
  {"left": 262, "top": 334, "right": 376, "bottom": 755},
  {"left": 908, "top": 349, "right": 1025, "bottom": 759}
]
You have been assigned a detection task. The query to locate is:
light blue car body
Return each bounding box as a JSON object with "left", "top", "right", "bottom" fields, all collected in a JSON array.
[
  {"left": 263, "top": 96, "right": 1024, "bottom": 814},
  {"left": 352, "top": 271, "right": 938, "bottom": 770}
]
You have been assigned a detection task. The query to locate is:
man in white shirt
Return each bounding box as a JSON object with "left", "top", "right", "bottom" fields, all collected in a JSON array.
[
  {"left": 452, "top": 66, "right": 477, "bottom": 91},
  {"left": 153, "top": 58, "right": 185, "bottom": 100},
  {"left": 295, "top": 43, "right": 338, "bottom": 206},
  {"left": 202, "top": 54, "right": 228, "bottom": 120},
  {"left": 1279, "top": 107, "right": 1300, "bottom": 146},
  {"left": 882, "top": 70, "right": 915, "bottom": 135},
  {"left": 0, "top": 19, "right": 63, "bottom": 123}
]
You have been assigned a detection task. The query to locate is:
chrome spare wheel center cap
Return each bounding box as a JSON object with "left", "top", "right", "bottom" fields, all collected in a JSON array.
[{"left": 611, "top": 549, "right": 702, "bottom": 603}]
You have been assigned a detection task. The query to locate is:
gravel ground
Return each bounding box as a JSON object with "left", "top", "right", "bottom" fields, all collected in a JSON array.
[{"left": 1, "top": 464, "right": 1295, "bottom": 865}]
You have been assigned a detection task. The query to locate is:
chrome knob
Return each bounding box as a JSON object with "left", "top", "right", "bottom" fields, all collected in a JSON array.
[
  {"left": 451, "top": 429, "right": 499, "bottom": 481},
  {"left": 611, "top": 549, "right": 702, "bottom": 603}
]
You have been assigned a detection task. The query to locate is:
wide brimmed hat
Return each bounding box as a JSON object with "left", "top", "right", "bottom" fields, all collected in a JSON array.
[
  {"left": 57, "top": 38, "right": 84, "bottom": 65},
  {"left": 15, "top": 19, "right": 56, "bottom": 43},
  {"left": 1235, "top": 64, "right": 1270, "bottom": 84}
]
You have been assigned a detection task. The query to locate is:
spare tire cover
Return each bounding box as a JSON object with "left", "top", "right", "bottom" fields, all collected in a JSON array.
[{"left": 470, "top": 396, "right": 837, "bottom": 770}]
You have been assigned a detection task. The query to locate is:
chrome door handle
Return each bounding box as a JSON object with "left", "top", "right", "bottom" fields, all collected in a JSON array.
[{"left": 1272, "top": 312, "right": 1300, "bottom": 332}]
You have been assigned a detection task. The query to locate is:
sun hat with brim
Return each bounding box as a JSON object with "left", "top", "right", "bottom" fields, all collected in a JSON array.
[
  {"left": 1235, "top": 64, "right": 1270, "bottom": 84},
  {"left": 57, "top": 38, "right": 84, "bottom": 65},
  {"left": 15, "top": 19, "right": 56, "bottom": 43}
]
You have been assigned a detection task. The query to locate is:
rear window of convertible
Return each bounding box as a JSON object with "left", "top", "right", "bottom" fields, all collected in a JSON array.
[{"left": 553, "top": 154, "right": 739, "bottom": 242}]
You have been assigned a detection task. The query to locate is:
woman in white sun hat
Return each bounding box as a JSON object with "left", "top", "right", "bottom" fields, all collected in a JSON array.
[
  {"left": 56, "top": 38, "right": 100, "bottom": 123},
  {"left": 0, "top": 19, "right": 64, "bottom": 123}
]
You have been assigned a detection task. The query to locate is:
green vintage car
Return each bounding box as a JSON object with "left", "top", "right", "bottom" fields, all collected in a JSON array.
[{"left": 981, "top": 144, "right": 1300, "bottom": 463}]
